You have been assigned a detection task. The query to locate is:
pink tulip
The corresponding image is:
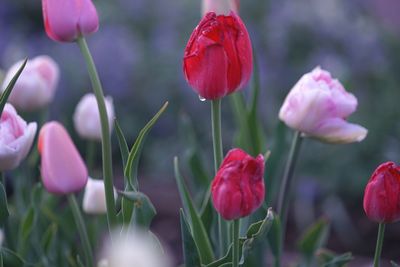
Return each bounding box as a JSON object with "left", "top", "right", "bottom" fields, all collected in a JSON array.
[
  {"left": 38, "top": 121, "right": 88, "bottom": 194},
  {"left": 73, "top": 93, "right": 114, "bottom": 141},
  {"left": 83, "top": 177, "right": 116, "bottom": 214},
  {"left": 279, "top": 67, "right": 367, "bottom": 144},
  {"left": 0, "top": 104, "right": 37, "bottom": 171},
  {"left": 202, "top": 0, "right": 240, "bottom": 15},
  {"left": 1, "top": 56, "right": 59, "bottom": 111},
  {"left": 42, "top": 0, "right": 99, "bottom": 42}
]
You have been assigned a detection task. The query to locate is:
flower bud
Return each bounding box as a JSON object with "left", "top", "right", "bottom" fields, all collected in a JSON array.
[
  {"left": 202, "top": 0, "right": 240, "bottom": 16},
  {"left": 42, "top": 0, "right": 99, "bottom": 42},
  {"left": 211, "top": 148, "right": 265, "bottom": 220},
  {"left": 73, "top": 93, "right": 114, "bottom": 141},
  {"left": 363, "top": 162, "right": 400, "bottom": 223},
  {"left": 0, "top": 104, "right": 37, "bottom": 171},
  {"left": 38, "top": 121, "right": 88, "bottom": 194},
  {"left": 183, "top": 12, "right": 253, "bottom": 100},
  {"left": 1, "top": 56, "right": 59, "bottom": 111},
  {"left": 83, "top": 177, "right": 116, "bottom": 214},
  {"left": 279, "top": 67, "right": 367, "bottom": 144}
]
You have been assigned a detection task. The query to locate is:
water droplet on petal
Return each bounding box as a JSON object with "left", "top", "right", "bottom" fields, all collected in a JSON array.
[{"left": 199, "top": 95, "right": 206, "bottom": 102}]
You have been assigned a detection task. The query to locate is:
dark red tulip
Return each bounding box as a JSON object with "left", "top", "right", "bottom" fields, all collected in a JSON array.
[
  {"left": 363, "top": 162, "right": 400, "bottom": 223},
  {"left": 183, "top": 12, "right": 253, "bottom": 100},
  {"left": 211, "top": 148, "right": 265, "bottom": 220}
]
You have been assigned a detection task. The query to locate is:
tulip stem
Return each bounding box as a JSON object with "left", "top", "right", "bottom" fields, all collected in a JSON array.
[
  {"left": 276, "top": 130, "right": 303, "bottom": 258},
  {"left": 68, "top": 195, "right": 93, "bottom": 267},
  {"left": 232, "top": 219, "right": 240, "bottom": 267},
  {"left": 211, "top": 99, "right": 229, "bottom": 255},
  {"left": 373, "top": 223, "right": 385, "bottom": 267},
  {"left": 77, "top": 36, "right": 117, "bottom": 229},
  {"left": 86, "top": 141, "right": 96, "bottom": 172}
]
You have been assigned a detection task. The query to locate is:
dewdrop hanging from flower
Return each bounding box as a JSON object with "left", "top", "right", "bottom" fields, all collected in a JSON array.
[
  {"left": 279, "top": 67, "right": 367, "bottom": 144},
  {"left": 183, "top": 6, "right": 253, "bottom": 100},
  {"left": 42, "top": 0, "right": 99, "bottom": 42}
]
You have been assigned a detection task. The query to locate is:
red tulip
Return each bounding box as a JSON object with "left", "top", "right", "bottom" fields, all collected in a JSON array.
[
  {"left": 211, "top": 148, "right": 265, "bottom": 220},
  {"left": 183, "top": 12, "right": 253, "bottom": 100},
  {"left": 363, "top": 162, "right": 400, "bottom": 223},
  {"left": 42, "top": 0, "right": 99, "bottom": 42}
]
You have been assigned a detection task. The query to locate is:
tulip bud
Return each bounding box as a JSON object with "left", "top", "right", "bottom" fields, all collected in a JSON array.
[
  {"left": 73, "top": 93, "right": 115, "bottom": 141},
  {"left": 279, "top": 67, "right": 368, "bottom": 144},
  {"left": 0, "top": 104, "right": 37, "bottom": 171},
  {"left": 202, "top": 0, "right": 240, "bottom": 16},
  {"left": 363, "top": 162, "right": 400, "bottom": 223},
  {"left": 38, "top": 121, "right": 88, "bottom": 194},
  {"left": 1, "top": 56, "right": 60, "bottom": 111},
  {"left": 211, "top": 148, "right": 265, "bottom": 220},
  {"left": 183, "top": 11, "right": 253, "bottom": 100},
  {"left": 83, "top": 177, "right": 116, "bottom": 214},
  {"left": 42, "top": 0, "right": 99, "bottom": 42}
]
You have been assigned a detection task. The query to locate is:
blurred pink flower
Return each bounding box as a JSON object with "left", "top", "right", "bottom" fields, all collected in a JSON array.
[
  {"left": 279, "top": 67, "right": 367, "bottom": 144},
  {"left": 1, "top": 56, "right": 59, "bottom": 111},
  {"left": 202, "top": 0, "right": 239, "bottom": 16},
  {"left": 0, "top": 104, "right": 37, "bottom": 171},
  {"left": 38, "top": 121, "right": 88, "bottom": 194},
  {"left": 42, "top": 0, "right": 99, "bottom": 42},
  {"left": 73, "top": 93, "right": 114, "bottom": 141},
  {"left": 83, "top": 177, "right": 116, "bottom": 214}
]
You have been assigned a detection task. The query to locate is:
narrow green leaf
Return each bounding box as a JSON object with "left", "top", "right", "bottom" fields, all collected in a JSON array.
[
  {"left": 0, "top": 59, "right": 27, "bottom": 114},
  {"left": 267, "top": 212, "right": 282, "bottom": 260},
  {"left": 19, "top": 206, "right": 36, "bottom": 244},
  {"left": 114, "top": 119, "right": 129, "bottom": 170},
  {"left": 180, "top": 209, "right": 202, "bottom": 267},
  {"left": 298, "top": 218, "right": 330, "bottom": 263},
  {"left": 119, "top": 191, "right": 157, "bottom": 229},
  {"left": 0, "top": 182, "right": 9, "bottom": 226},
  {"left": 76, "top": 255, "right": 85, "bottom": 267},
  {"left": 41, "top": 224, "right": 58, "bottom": 255},
  {"left": 316, "top": 250, "right": 353, "bottom": 267},
  {"left": 1, "top": 248, "right": 26, "bottom": 267},
  {"left": 174, "top": 157, "right": 214, "bottom": 264},
  {"left": 124, "top": 101, "right": 169, "bottom": 189}
]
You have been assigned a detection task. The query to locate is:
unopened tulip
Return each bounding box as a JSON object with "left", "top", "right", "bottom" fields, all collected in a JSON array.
[
  {"left": 183, "top": 11, "right": 253, "bottom": 100},
  {"left": 279, "top": 67, "right": 367, "bottom": 144},
  {"left": 1, "top": 56, "right": 59, "bottom": 111},
  {"left": 211, "top": 148, "right": 265, "bottom": 220},
  {"left": 202, "top": 0, "right": 240, "bottom": 16},
  {"left": 83, "top": 177, "right": 116, "bottom": 214},
  {"left": 73, "top": 93, "right": 114, "bottom": 141},
  {"left": 38, "top": 121, "right": 88, "bottom": 194},
  {"left": 0, "top": 104, "right": 37, "bottom": 171},
  {"left": 42, "top": 0, "right": 99, "bottom": 42},
  {"left": 363, "top": 162, "right": 400, "bottom": 223}
]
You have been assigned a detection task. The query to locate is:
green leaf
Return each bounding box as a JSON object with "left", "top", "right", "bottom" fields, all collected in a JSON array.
[
  {"left": 1, "top": 248, "right": 26, "bottom": 267},
  {"left": 267, "top": 212, "right": 282, "bottom": 260},
  {"left": 41, "top": 224, "right": 58, "bottom": 255},
  {"left": 316, "top": 250, "right": 353, "bottom": 267},
  {"left": 119, "top": 191, "right": 157, "bottom": 229},
  {"left": 199, "top": 189, "right": 214, "bottom": 238},
  {"left": 114, "top": 119, "right": 129, "bottom": 171},
  {"left": 124, "top": 102, "right": 168, "bottom": 189},
  {"left": 298, "top": 218, "right": 330, "bottom": 263},
  {"left": 19, "top": 206, "right": 36, "bottom": 245},
  {"left": 0, "top": 59, "right": 27, "bottom": 114},
  {"left": 0, "top": 182, "right": 9, "bottom": 227},
  {"left": 180, "top": 209, "right": 202, "bottom": 267},
  {"left": 174, "top": 157, "right": 214, "bottom": 264}
]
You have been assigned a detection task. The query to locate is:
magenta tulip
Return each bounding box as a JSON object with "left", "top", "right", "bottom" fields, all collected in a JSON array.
[
  {"left": 38, "top": 121, "right": 88, "bottom": 194},
  {"left": 42, "top": 0, "right": 99, "bottom": 42}
]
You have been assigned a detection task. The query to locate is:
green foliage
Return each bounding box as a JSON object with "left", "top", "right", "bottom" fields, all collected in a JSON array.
[
  {"left": 180, "top": 209, "right": 202, "bottom": 267},
  {"left": 0, "top": 182, "right": 9, "bottom": 227},
  {"left": 119, "top": 191, "right": 157, "bottom": 229}
]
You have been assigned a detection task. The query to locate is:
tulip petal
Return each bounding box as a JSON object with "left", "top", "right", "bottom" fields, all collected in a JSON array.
[{"left": 312, "top": 118, "right": 368, "bottom": 144}]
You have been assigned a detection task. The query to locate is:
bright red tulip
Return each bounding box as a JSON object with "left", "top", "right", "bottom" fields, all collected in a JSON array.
[
  {"left": 42, "top": 0, "right": 99, "bottom": 42},
  {"left": 183, "top": 12, "right": 253, "bottom": 100},
  {"left": 363, "top": 162, "right": 400, "bottom": 223},
  {"left": 38, "top": 121, "right": 88, "bottom": 194},
  {"left": 211, "top": 148, "right": 265, "bottom": 220}
]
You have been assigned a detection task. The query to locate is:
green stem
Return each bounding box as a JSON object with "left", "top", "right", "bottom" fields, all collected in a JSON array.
[
  {"left": 276, "top": 130, "right": 303, "bottom": 260},
  {"left": 232, "top": 219, "right": 240, "bottom": 267},
  {"left": 68, "top": 195, "right": 93, "bottom": 267},
  {"left": 86, "top": 141, "right": 96, "bottom": 172},
  {"left": 77, "top": 37, "right": 117, "bottom": 228},
  {"left": 373, "top": 223, "right": 385, "bottom": 267},
  {"left": 211, "top": 99, "right": 229, "bottom": 255}
]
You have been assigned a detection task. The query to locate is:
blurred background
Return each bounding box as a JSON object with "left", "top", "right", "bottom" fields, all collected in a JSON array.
[{"left": 1, "top": 0, "right": 400, "bottom": 264}]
